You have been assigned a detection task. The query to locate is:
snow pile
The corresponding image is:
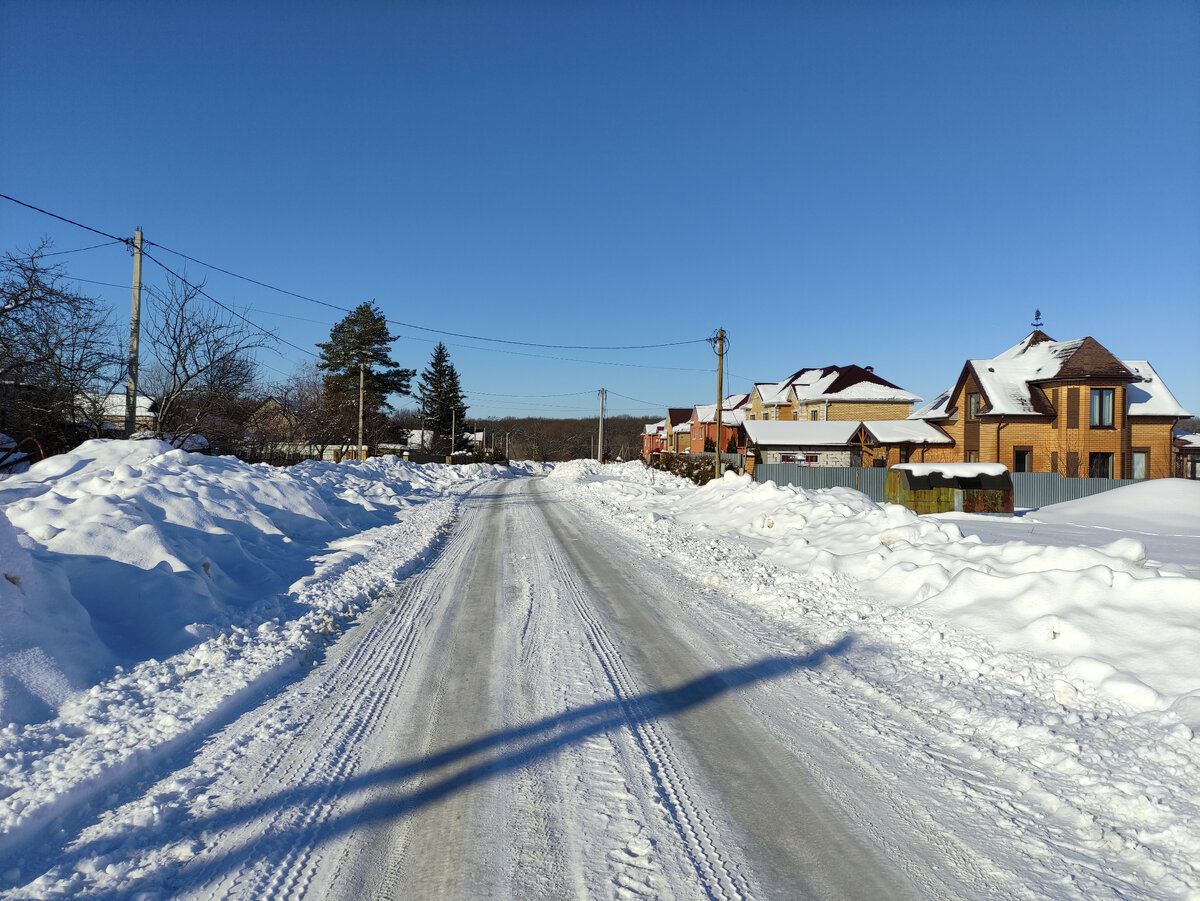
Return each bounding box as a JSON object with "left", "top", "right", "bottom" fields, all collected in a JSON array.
[
  {"left": 0, "top": 440, "right": 519, "bottom": 727},
  {"left": 548, "top": 464, "right": 1200, "bottom": 726}
]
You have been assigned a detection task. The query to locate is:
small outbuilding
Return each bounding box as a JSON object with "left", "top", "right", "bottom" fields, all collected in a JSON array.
[{"left": 886, "top": 462, "right": 1014, "bottom": 515}]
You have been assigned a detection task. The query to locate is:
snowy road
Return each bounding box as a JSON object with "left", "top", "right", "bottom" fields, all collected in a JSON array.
[
  {"left": 7, "top": 470, "right": 1194, "bottom": 899},
  {"left": 167, "top": 477, "right": 917, "bottom": 900}
]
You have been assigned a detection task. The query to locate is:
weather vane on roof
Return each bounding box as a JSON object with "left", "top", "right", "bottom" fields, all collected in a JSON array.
[{"left": 1031, "top": 309, "right": 1044, "bottom": 328}]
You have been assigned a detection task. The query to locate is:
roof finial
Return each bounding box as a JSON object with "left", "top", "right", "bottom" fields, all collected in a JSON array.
[{"left": 1031, "top": 308, "right": 1044, "bottom": 328}]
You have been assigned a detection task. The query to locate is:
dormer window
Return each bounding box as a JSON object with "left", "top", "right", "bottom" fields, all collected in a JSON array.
[{"left": 966, "top": 392, "right": 982, "bottom": 420}]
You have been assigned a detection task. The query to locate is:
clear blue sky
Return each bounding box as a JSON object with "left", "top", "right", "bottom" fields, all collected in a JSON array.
[{"left": 3, "top": 1, "right": 1197, "bottom": 421}]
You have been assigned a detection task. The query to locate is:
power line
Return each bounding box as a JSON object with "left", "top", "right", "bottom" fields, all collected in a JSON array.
[
  {"left": 138, "top": 247, "right": 319, "bottom": 360},
  {"left": 42, "top": 240, "right": 125, "bottom": 257},
  {"left": 0, "top": 193, "right": 131, "bottom": 245}
]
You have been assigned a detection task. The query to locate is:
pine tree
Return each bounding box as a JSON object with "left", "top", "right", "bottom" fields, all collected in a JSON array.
[
  {"left": 316, "top": 301, "right": 414, "bottom": 410},
  {"left": 416, "top": 342, "right": 468, "bottom": 454}
]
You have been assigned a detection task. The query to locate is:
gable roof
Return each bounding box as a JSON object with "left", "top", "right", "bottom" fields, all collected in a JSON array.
[
  {"left": 667, "top": 407, "right": 693, "bottom": 427},
  {"left": 755, "top": 365, "right": 921, "bottom": 407},
  {"left": 936, "top": 331, "right": 1175, "bottom": 419}
]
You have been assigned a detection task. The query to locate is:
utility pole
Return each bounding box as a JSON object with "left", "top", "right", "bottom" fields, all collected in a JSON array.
[
  {"left": 357, "top": 362, "right": 365, "bottom": 461},
  {"left": 124, "top": 228, "right": 143, "bottom": 435},
  {"left": 713, "top": 328, "right": 726, "bottom": 480},
  {"left": 450, "top": 407, "right": 456, "bottom": 463},
  {"left": 597, "top": 388, "right": 606, "bottom": 463}
]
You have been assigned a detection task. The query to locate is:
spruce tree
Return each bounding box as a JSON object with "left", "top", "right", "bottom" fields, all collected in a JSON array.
[
  {"left": 316, "top": 301, "right": 414, "bottom": 410},
  {"left": 416, "top": 342, "right": 469, "bottom": 453}
]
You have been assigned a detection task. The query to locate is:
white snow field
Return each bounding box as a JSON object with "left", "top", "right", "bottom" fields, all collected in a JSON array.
[{"left": 0, "top": 442, "right": 1197, "bottom": 899}]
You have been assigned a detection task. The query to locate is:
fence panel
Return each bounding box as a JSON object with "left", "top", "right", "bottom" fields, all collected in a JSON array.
[
  {"left": 753, "top": 464, "right": 888, "bottom": 502},
  {"left": 755, "top": 466, "right": 1141, "bottom": 509},
  {"left": 1010, "top": 472, "right": 1139, "bottom": 508}
]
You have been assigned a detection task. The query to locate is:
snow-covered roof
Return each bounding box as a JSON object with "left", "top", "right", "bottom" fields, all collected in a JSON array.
[
  {"left": 861, "top": 420, "right": 953, "bottom": 445},
  {"left": 743, "top": 420, "right": 860, "bottom": 447},
  {"left": 644, "top": 419, "right": 667, "bottom": 436},
  {"left": 930, "top": 331, "right": 1187, "bottom": 420},
  {"left": 1175, "top": 431, "right": 1200, "bottom": 450},
  {"left": 672, "top": 422, "right": 691, "bottom": 434},
  {"left": 1124, "top": 361, "right": 1190, "bottom": 418},
  {"left": 755, "top": 365, "right": 920, "bottom": 407},
  {"left": 81, "top": 393, "right": 156, "bottom": 419},
  {"left": 892, "top": 462, "right": 1009, "bottom": 478},
  {"left": 692, "top": 402, "right": 747, "bottom": 425},
  {"left": 908, "top": 388, "right": 953, "bottom": 421}
]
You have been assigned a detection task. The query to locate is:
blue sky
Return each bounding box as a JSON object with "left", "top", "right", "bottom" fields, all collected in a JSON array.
[{"left": 2, "top": 1, "right": 1197, "bottom": 421}]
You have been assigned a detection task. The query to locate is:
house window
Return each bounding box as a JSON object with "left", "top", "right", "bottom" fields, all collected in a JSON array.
[
  {"left": 1132, "top": 449, "right": 1149, "bottom": 480},
  {"left": 792, "top": 410, "right": 799, "bottom": 420},
  {"left": 1051, "top": 388, "right": 1059, "bottom": 430},
  {"left": 805, "top": 454, "right": 819, "bottom": 463},
  {"left": 1013, "top": 447, "right": 1033, "bottom": 472},
  {"left": 1088, "top": 452, "right": 1114, "bottom": 479},
  {"left": 899, "top": 446, "right": 911, "bottom": 464},
  {"left": 966, "top": 393, "right": 982, "bottom": 420},
  {"left": 810, "top": 409, "right": 820, "bottom": 421},
  {"left": 965, "top": 450, "right": 979, "bottom": 463},
  {"left": 1090, "top": 388, "right": 1114, "bottom": 428}
]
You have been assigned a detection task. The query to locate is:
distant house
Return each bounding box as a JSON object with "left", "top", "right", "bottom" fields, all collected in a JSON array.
[
  {"left": 661, "top": 408, "right": 693, "bottom": 455},
  {"left": 1174, "top": 431, "right": 1200, "bottom": 480},
  {"left": 642, "top": 419, "right": 667, "bottom": 461},
  {"left": 910, "top": 330, "right": 1189, "bottom": 479},
  {"left": 746, "top": 365, "right": 921, "bottom": 423},
  {"left": 688, "top": 394, "right": 748, "bottom": 455}
]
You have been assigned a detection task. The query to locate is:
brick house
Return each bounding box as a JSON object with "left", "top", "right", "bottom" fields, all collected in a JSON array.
[
  {"left": 660, "top": 408, "right": 694, "bottom": 455},
  {"left": 745, "top": 365, "right": 921, "bottom": 423},
  {"left": 641, "top": 418, "right": 667, "bottom": 461},
  {"left": 687, "top": 394, "right": 748, "bottom": 455},
  {"left": 910, "top": 330, "right": 1189, "bottom": 479}
]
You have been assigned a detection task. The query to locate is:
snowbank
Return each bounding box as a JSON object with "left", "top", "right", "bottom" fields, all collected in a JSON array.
[
  {"left": 0, "top": 440, "right": 519, "bottom": 726},
  {"left": 548, "top": 463, "right": 1200, "bottom": 726}
]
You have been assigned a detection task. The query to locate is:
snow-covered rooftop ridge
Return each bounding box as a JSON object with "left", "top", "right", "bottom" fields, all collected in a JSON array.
[{"left": 892, "top": 461, "right": 1009, "bottom": 478}]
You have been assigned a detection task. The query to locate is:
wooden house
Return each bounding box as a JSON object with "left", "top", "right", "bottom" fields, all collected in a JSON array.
[{"left": 910, "top": 331, "right": 1189, "bottom": 479}]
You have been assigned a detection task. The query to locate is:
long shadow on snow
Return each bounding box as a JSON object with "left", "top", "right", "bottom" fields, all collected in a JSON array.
[{"left": 56, "top": 638, "right": 853, "bottom": 899}]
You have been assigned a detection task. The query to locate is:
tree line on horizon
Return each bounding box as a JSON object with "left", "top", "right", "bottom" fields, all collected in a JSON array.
[{"left": 0, "top": 239, "right": 655, "bottom": 467}]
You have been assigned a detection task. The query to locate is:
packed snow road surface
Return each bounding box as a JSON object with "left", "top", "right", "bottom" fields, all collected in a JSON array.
[{"left": 3, "top": 453, "right": 1198, "bottom": 900}]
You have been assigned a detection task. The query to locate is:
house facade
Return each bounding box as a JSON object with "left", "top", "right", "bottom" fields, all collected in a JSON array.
[
  {"left": 910, "top": 331, "right": 1188, "bottom": 479},
  {"left": 687, "top": 395, "right": 748, "bottom": 455},
  {"left": 745, "top": 365, "right": 921, "bottom": 423}
]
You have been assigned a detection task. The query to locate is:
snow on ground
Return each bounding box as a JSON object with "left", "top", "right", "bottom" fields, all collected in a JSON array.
[
  {"left": 1, "top": 445, "right": 1198, "bottom": 896},
  {"left": 0, "top": 440, "right": 539, "bottom": 850},
  {"left": 546, "top": 462, "right": 1200, "bottom": 896}
]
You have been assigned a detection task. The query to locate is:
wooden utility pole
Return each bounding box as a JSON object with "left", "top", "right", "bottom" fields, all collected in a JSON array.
[
  {"left": 357, "top": 363, "right": 365, "bottom": 461},
  {"left": 714, "top": 328, "right": 726, "bottom": 480},
  {"left": 124, "top": 228, "right": 144, "bottom": 434},
  {"left": 598, "top": 388, "right": 606, "bottom": 463},
  {"left": 450, "top": 408, "right": 456, "bottom": 463}
]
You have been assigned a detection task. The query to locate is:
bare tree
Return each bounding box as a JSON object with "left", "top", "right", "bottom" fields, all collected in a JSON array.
[
  {"left": 140, "top": 274, "right": 272, "bottom": 450},
  {"left": 0, "top": 239, "right": 124, "bottom": 453}
]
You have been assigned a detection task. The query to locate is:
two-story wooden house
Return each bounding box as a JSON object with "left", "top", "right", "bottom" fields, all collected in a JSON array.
[
  {"left": 910, "top": 330, "right": 1189, "bottom": 479},
  {"left": 745, "top": 365, "right": 921, "bottom": 423}
]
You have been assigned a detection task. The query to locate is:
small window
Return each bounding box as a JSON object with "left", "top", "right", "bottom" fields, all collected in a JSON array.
[
  {"left": 1013, "top": 448, "right": 1033, "bottom": 472},
  {"left": 1090, "top": 388, "right": 1114, "bottom": 428},
  {"left": 965, "top": 450, "right": 979, "bottom": 463},
  {"left": 804, "top": 454, "right": 819, "bottom": 463},
  {"left": 1088, "top": 452, "right": 1114, "bottom": 479},
  {"left": 792, "top": 410, "right": 799, "bottom": 420},
  {"left": 966, "top": 393, "right": 982, "bottom": 420},
  {"left": 809, "top": 409, "right": 820, "bottom": 421},
  {"left": 1132, "top": 449, "right": 1149, "bottom": 480}
]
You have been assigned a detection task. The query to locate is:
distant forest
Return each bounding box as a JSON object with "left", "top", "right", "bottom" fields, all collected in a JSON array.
[{"left": 393, "top": 411, "right": 652, "bottom": 463}]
